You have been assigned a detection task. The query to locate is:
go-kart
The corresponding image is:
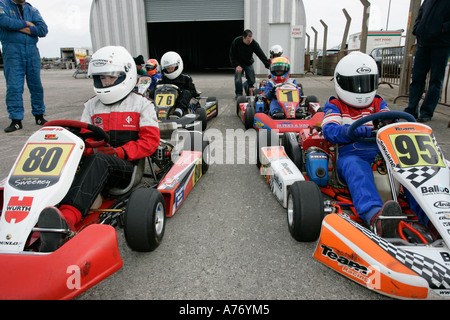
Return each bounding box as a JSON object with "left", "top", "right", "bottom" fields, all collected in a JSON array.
[
  {"left": 258, "top": 111, "right": 450, "bottom": 299},
  {"left": 135, "top": 75, "right": 156, "bottom": 97},
  {"left": 237, "top": 82, "right": 323, "bottom": 131},
  {"left": 0, "top": 119, "right": 210, "bottom": 299},
  {"left": 154, "top": 83, "right": 218, "bottom": 131}
]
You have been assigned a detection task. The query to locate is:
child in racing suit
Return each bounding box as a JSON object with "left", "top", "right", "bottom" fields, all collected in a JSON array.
[
  {"left": 37, "top": 46, "right": 160, "bottom": 252},
  {"left": 157, "top": 51, "right": 198, "bottom": 117},
  {"left": 144, "top": 58, "right": 162, "bottom": 91},
  {"left": 321, "top": 52, "right": 402, "bottom": 237},
  {"left": 264, "top": 57, "right": 302, "bottom": 116}
]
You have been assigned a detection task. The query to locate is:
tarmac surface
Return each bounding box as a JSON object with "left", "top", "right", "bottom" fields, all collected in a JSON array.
[{"left": 0, "top": 69, "right": 449, "bottom": 302}]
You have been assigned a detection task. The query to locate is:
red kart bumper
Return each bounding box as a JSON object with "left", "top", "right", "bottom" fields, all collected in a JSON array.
[
  {"left": 253, "top": 112, "right": 324, "bottom": 133},
  {"left": 0, "top": 224, "right": 122, "bottom": 300}
]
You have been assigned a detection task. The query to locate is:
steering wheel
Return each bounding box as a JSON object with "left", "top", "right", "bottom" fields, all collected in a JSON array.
[
  {"left": 43, "top": 120, "right": 110, "bottom": 147},
  {"left": 347, "top": 111, "right": 416, "bottom": 143}
]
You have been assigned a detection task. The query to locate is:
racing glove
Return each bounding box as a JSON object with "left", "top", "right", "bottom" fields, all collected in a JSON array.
[
  {"left": 83, "top": 145, "right": 126, "bottom": 159},
  {"left": 353, "top": 125, "right": 372, "bottom": 138}
]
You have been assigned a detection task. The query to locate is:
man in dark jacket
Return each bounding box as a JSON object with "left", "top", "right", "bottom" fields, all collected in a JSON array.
[
  {"left": 404, "top": 0, "right": 450, "bottom": 122},
  {"left": 229, "top": 29, "right": 270, "bottom": 98}
]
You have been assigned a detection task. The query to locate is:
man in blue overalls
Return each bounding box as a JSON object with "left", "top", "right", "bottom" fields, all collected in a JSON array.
[{"left": 0, "top": 0, "right": 48, "bottom": 132}]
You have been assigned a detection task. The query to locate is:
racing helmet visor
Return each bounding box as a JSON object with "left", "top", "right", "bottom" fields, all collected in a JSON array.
[
  {"left": 92, "top": 71, "right": 126, "bottom": 89},
  {"left": 270, "top": 64, "right": 289, "bottom": 76},
  {"left": 336, "top": 73, "right": 379, "bottom": 94}
]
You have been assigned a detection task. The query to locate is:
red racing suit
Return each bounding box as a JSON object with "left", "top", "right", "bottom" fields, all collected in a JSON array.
[{"left": 60, "top": 92, "right": 160, "bottom": 217}]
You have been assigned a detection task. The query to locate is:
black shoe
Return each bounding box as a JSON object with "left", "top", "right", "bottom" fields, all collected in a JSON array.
[
  {"left": 417, "top": 117, "right": 431, "bottom": 123},
  {"left": 35, "top": 115, "right": 47, "bottom": 125},
  {"left": 370, "top": 200, "right": 403, "bottom": 238},
  {"left": 271, "top": 110, "right": 285, "bottom": 119},
  {"left": 38, "top": 207, "right": 72, "bottom": 252},
  {"left": 4, "top": 120, "right": 22, "bottom": 133}
]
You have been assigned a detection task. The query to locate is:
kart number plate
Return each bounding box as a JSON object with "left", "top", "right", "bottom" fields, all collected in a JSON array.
[
  {"left": 388, "top": 133, "right": 445, "bottom": 168},
  {"left": 13, "top": 143, "right": 75, "bottom": 177},
  {"left": 138, "top": 77, "right": 150, "bottom": 85},
  {"left": 278, "top": 89, "right": 300, "bottom": 103},
  {"left": 156, "top": 93, "right": 176, "bottom": 107}
]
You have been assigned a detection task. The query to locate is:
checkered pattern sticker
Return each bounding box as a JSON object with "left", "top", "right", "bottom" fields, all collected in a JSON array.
[
  {"left": 394, "top": 166, "right": 440, "bottom": 188},
  {"left": 341, "top": 214, "right": 450, "bottom": 290}
]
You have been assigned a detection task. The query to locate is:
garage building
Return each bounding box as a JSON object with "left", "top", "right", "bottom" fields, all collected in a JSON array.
[{"left": 90, "top": 0, "right": 306, "bottom": 74}]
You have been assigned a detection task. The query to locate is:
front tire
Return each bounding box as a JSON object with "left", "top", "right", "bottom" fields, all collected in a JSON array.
[
  {"left": 287, "top": 181, "right": 324, "bottom": 242},
  {"left": 124, "top": 188, "right": 166, "bottom": 252}
]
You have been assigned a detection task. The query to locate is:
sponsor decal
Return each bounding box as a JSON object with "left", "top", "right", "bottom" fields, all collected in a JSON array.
[
  {"left": 356, "top": 66, "right": 371, "bottom": 74},
  {"left": 175, "top": 183, "right": 185, "bottom": 209},
  {"left": 434, "top": 201, "right": 450, "bottom": 209},
  {"left": 421, "top": 185, "right": 450, "bottom": 195},
  {"left": 4, "top": 196, "right": 33, "bottom": 224},
  {"left": 320, "top": 244, "right": 369, "bottom": 276}
]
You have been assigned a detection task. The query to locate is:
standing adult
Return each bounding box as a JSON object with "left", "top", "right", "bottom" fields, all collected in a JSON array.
[
  {"left": 229, "top": 29, "right": 270, "bottom": 98},
  {"left": 403, "top": 0, "right": 450, "bottom": 123},
  {"left": 0, "top": 0, "right": 48, "bottom": 132}
]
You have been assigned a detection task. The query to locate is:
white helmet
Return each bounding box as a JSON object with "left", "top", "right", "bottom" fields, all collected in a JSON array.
[
  {"left": 88, "top": 46, "right": 137, "bottom": 104},
  {"left": 161, "top": 51, "right": 183, "bottom": 80},
  {"left": 270, "top": 44, "right": 283, "bottom": 59},
  {"left": 334, "top": 51, "right": 379, "bottom": 108}
]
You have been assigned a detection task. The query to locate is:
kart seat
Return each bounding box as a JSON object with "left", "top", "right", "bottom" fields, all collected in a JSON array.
[{"left": 108, "top": 158, "right": 146, "bottom": 196}]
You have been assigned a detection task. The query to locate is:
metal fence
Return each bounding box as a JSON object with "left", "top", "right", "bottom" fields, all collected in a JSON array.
[
  {"left": 393, "top": 45, "right": 450, "bottom": 107},
  {"left": 378, "top": 46, "right": 404, "bottom": 87}
]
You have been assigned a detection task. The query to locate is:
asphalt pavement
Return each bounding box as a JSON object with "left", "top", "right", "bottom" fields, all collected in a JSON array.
[{"left": 0, "top": 69, "right": 449, "bottom": 303}]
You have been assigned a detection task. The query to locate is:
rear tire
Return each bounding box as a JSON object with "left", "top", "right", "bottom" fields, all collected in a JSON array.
[
  {"left": 195, "top": 107, "right": 208, "bottom": 131},
  {"left": 124, "top": 188, "right": 166, "bottom": 252},
  {"left": 287, "top": 181, "right": 324, "bottom": 242},
  {"left": 284, "top": 132, "right": 303, "bottom": 171},
  {"left": 244, "top": 105, "right": 255, "bottom": 130}
]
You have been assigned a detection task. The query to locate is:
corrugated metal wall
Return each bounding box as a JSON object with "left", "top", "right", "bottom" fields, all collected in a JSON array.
[
  {"left": 90, "top": 0, "right": 148, "bottom": 58},
  {"left": 145, "top": 0, "right": 244, "bottom": 22},
  {"left": 245, "top": 0, "right": 306, "bottom": 74},
  {"left": 89, "top": 0, "right": 306, "bottom": 73}
]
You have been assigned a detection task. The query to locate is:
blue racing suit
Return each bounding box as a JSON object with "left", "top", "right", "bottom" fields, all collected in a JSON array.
[
  {"left": 321, "top": 96, "right": 389, "bottom": 224},
  {"left": 0, "top": 0, "right": 48, "bottom": 120},
  {"left": 264, "top": 78, "right": 301, "bottom": 115}
]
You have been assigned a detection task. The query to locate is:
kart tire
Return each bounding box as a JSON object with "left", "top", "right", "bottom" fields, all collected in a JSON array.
[
  {"left": 195, "top": 107, "right": 208, "bottom": 131},
  {"left": 244, "top": 105, "right": 255, "bottom": 130},
  {"left": 206, "top": 97, "right": 218, "bottom": 118},
  {"left": 124, "top": 188, "right": 166, "bottom": 252},
  {"left": 287, "top": 181, "right": 324, "bottom": 242},
  {"left": 284, "top": 132, "right": 303, "bottom": 171},
  {"left": 236, "top": 96, "right": 247, "bottom": 115}
]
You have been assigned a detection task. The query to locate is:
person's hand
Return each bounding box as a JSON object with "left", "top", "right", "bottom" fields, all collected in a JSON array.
[
  {"left": 26, "top": 21, "right": 35, "bottom": 27},
  {"left": 353, "top": 125, "right": 372, "bottom": 138},
  {"left": 236, "top": 66, "right": 243, "bottom": 74},
  {"left": 83, "top": 145, "right": 126, "bottom": 159}
]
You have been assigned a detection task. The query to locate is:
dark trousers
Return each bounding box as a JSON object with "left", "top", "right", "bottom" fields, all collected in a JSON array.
[
  {"left": 234, "top": 64, "right": 256, "bottom": 96},
  {"left": 61, "top": 153, "right": 135, "bottom": 217},
  {"left": 404, "top": 45, "right": 450, "bottom": 119}
]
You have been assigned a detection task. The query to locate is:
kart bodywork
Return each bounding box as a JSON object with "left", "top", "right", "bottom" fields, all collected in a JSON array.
[
  {"left": 0, "top": 121, "right": 209, "bottom": 299},
  {"left": 237, "top": 82, "right": 323, "bottom": 131},
  {"left": 258, "top": 111, "right": 450, "bottom": 299}
]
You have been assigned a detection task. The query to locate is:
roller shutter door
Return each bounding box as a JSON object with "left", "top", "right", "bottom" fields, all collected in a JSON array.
[{"left": 145, "top": 0, "right": 244, "bottom": 22}]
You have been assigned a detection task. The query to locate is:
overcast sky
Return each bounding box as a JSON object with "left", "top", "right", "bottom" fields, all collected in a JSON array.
[{"left": 30, "top": 0, "right": 413, "bottom": 58}]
